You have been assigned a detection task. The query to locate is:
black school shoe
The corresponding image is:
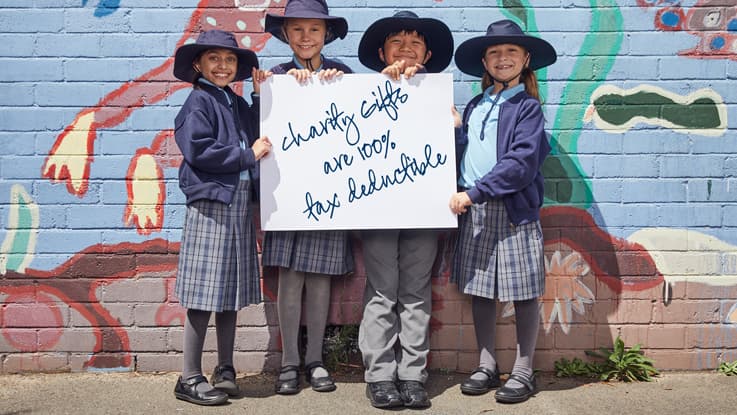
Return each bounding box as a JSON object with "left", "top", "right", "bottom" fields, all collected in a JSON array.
[
  {"left": 397, "top": 380, "right": 430, "bottom": 408},
  {"left": 275, "top": 365, "right": 300, "bottom": 395},
  {"left": 494, "top": 373, "right": 537, "bottom": 403},
  {"left": 366, "top": 381, "right": 403, "bottom": 409},
  {"left": 460, "top": 366, "right": 501, "bottom": 395},
  {"left": 211, "top": 364, "right": 240, "bottom": 396},
  {"left": 304, "top": 361, "right": 337, "bottom": 392},
  {"left": 174, "top": 375, "right": 228, "bottom": 406}
]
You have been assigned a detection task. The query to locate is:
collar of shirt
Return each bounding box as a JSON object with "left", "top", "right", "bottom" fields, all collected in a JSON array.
[
  {"left": 482, "top": 83, "right": 525, "bottom": 103},
  {"left": 197, "top": 78, "right": 232, "bottom": 106},
  {"left": 292, "top": 54, "right": 325, "bottom": 71}
]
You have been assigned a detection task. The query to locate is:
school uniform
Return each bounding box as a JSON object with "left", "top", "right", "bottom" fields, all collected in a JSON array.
[
  {"left": 451, "top": 84, "right": 549, "bottom": 301},
  {"left": 261, "top": 56, "right": 354, "bottom": 276},
  {"left": 359, "top": 228, "right": 437, "bottom": 383},
  {"left": 355, "top": 13, "right": 454, "bottom": 404},
  {"left": 175, "top": 80, "right": 262, "bottom": 311}
]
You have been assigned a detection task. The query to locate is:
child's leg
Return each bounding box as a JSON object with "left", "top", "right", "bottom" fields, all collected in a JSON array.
[
  {"left": 183, "top": 308, "right": 215, "bottom": 392},
  {"left": 304, "top": 273, "right": 331, "bottom": 378},
  {"left": 507, "top": 298, "right": 539, "bottom": 387},
  {"left": 395, "top": 229, "right": 436, "bottom": 383},
  {"left": 359, "top": 229, "right": 401, "bottom": 383},
  {"left": 470, "top": 295, "right": 498, "bottom": 380},
  {"left": 277, "top": 267, "right": 306, "bottom": 380},
  {"left": 215, "top": 311, "right": 237, "bottom": 367}
]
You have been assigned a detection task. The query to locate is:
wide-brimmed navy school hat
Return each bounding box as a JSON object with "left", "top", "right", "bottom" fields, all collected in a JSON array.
[
  {"left": 358, "top": 10, "right": 454, "bottom": 73},
  {"left": 455, "top": 20, "right": 557, "bottom": 77},
  {"left": 174, "top": 30, "right": 258, "bottom": 83},
  {"left": 265, "top": 0, "right": 348, "bottom": 45}
]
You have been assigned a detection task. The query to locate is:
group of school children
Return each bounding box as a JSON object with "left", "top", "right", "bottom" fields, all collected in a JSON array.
[{"left": 171, "top": 0, "right": 556, "bottom": 409}]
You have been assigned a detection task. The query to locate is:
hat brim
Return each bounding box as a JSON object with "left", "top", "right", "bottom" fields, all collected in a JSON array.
[
  {"left": 265, "top": 13, "right": 348, "bottom": 45},
  {"left": 358, "top": 16, "right": 454, "bottom": 73},
  {"left": 454, "top": 35, "right": 557, "bottom": 77},
  {"left": 174, "top": 43, "right": 258, "bottom": 83}
]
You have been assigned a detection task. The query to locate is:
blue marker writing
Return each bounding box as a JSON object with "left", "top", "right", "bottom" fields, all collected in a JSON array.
[
  {"left": 282, "top": 103, "right": 360, "bottom": 151},
  {"left": 360, "top": 80, "right": 409, "bottom": 122},
  {"left": 303, "top": 192, "right": 341, "bottom": 222}
]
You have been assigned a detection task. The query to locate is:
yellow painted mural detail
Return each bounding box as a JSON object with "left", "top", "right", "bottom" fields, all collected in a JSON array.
[
  {"left": 41, "top": 111, "right": 95, "bottom": 195},
  {"left": 628, "top": 228, "right": 737, "bottom": 285}
]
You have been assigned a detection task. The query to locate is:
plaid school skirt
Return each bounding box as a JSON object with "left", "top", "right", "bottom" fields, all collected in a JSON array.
[
  {"left": 175, "top": 180, "right": 261, "bottom": 311},
  {"left": 262, "top": 230, "right": 354, "bottom": 276},
  {"left": 451, "top": 198, "right": 545, "bottom": 301}
]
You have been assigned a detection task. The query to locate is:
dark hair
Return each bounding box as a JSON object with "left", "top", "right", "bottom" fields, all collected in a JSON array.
[{"left": 382, "top": 29, "right": 429, "bottom": 50}]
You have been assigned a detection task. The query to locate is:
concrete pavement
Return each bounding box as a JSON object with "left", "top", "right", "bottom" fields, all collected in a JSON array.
[{"left": 1, "top": 370, "right": 736, "bottom": 414}]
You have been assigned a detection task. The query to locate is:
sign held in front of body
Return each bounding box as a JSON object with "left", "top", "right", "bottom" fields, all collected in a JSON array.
[{"left": 259, "top": 73, "right": 457, "bottom": 231}]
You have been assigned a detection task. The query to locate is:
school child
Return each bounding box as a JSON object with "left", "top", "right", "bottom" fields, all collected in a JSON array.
[
  {"left": 355, "top": 10, "right": 454, "bottom": 409},
  {"left": 259, "top": 0, "right": 353, "bottom": 395},
  {"left": 449, "top": 19, "right": 557, "bottom": 404},
  {"left": 171, "top": 29, "right": 273, "bottom": 406}
]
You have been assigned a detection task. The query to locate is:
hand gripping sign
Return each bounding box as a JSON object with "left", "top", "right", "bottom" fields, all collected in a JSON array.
[{"left": 260, "top": 73, "right": 457, "bottom": 231}]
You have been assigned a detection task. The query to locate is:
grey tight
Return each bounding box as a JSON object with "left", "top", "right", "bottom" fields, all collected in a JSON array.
[
  {"left": 470, "top": 296, "right": 539, "bottom": 385},
  {"left": 182, "top": 309, "right": 237, "bottom": 380}
]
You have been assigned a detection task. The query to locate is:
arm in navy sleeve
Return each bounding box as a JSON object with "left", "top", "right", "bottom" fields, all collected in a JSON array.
[{"left": 466, "top": 99, "right": 547, "bottom": 203}]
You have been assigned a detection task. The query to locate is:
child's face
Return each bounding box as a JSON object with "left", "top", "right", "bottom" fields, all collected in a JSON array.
[
  {"left": 193, "top": 48, "right": 238, "bottom": 88},
  {"left": 481, "top": 43, "right": 529, "bottom": 86},
  {"left": 284, "top": 18, "right": 327, "bottom": 63},
  {"left": 379, "top": 30, "right": 431, "bottom": 68}
]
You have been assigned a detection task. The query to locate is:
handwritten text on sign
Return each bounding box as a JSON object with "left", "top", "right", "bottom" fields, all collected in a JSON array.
[{"left": 259, "top": 73, "right": 457, "bottom": 230}]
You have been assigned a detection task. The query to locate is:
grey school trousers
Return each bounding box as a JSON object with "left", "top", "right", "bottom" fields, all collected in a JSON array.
[{"left": 358, "top": 229, "right": 438, "bottom": 383}]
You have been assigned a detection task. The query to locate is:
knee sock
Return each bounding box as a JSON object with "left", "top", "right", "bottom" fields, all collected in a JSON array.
[
  {"left": 506, "top": 298, "right": 540, "bottom": 388},
  {"left": 470, "top": 295, "right": 498, "bottom": 381},
  {"left": 277, "top": 267, "right": 305, "bottom": 380},
  {"left": 304, "top": 274, "right": 331, "bottom": 378},
  {"left": 215, "top": 310, "right": 237, "bottom": 368},
  {"left": 183, "top": 309, "right": 216, "bottom": 393}
]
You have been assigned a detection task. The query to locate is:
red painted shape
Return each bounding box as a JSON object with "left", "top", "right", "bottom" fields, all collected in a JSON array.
[
  {"left": 44, "top": 1, "right": 281, "bottom": 195},
  {"left": 541, "top": 206, "right": 664, "bottom": 292},
  {"left": 2, "top": 239, "right": 180, "bottom": 369},
  {"left": 1, "top": 292, "right": 64, "bottom": 351}
]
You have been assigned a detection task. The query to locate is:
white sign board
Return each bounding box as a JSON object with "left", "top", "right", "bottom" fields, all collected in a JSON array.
[{"left": 259, "top": 73, "right": 457, "bottom": 230}]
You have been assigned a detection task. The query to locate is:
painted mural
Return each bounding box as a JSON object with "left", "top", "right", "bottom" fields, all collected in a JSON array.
[{"left": 1, "top": 0, "right": 736, "bottom": 372}]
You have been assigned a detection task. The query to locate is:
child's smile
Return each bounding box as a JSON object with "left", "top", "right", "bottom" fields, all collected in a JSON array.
[
  {"left": 284, "top": 18, "right": 327, "bottom": 68},
  {"left": 194, "top": 48, "right": 238, "bottom": 88},
  {"left": 380, "top": 31, "right": 431, "bottom": 68},
  {"left": 482, "top": 43, "right": 529, "bottom": 86}
]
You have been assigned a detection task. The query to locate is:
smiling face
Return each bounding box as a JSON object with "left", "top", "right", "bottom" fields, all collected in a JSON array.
[
  {"left": 284, "top": 18, "right": 327, "bottom": 68},
  {"left": 481, "top": 43, "right": 530, "bottom": 87},
  {"left": 379, "top": 30, "right": 431, "bottom": 68},
  {"left": 193, "top": 48, "right": 238, "bottom": 88}
]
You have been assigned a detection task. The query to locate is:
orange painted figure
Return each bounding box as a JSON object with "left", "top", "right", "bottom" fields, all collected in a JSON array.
[{"left": 41, "top": 0, "right": 283, "bottom": 235}]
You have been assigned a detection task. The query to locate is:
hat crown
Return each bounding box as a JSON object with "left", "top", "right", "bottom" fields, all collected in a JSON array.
[
  {"left": 284, "top": 0, "right": 329, "bottom": 16},
  {"left": 195, "top": 29, "right": 239, "bottom": 49},
  {"left": 486, "top": 19, "right": 526, "bottom": 37},
  {"left": 392, "top": 10, "right": 419, "bottom": 19}
]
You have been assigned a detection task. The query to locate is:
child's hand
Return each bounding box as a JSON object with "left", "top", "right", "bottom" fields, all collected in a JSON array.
[
  {"left": 252, "top": 68, "right": 273, "bottom": 94},
  {"left": 317, "top": 68, "right": 344, "bottom": 81},
  {"left": 252, "top": 136, "right": 273, "bottom": 160},
  {"left": 451, "top": 106, "right": 461, "bottom": 128},
  {"left": 402, "top": 63, "right": 424, "bottom": 79},
  {"left": 286, "top": 68, "right": 313, "bottom": 84},
  {"left": 381, "top": 60, "right": 406, "bottom": 81},
  {"left": 449, "top": 191, "right": 472, "bottom": 214}
]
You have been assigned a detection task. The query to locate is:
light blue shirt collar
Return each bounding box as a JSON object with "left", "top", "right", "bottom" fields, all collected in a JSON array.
[{"left": 197, "top": 77, "right": 232, "bottom": 106}]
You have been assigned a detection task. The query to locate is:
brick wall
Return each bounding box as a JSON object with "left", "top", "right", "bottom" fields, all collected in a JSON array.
[{"left": 1, "top": 1, "right": 736, "bottom": 373}]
